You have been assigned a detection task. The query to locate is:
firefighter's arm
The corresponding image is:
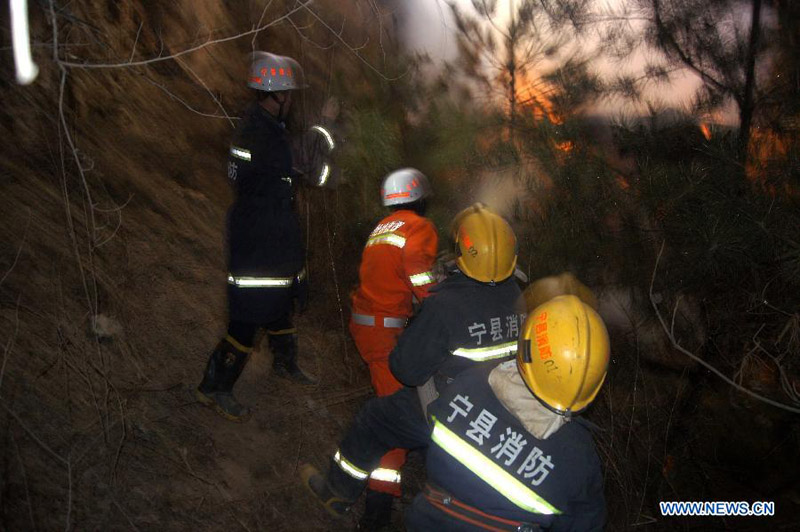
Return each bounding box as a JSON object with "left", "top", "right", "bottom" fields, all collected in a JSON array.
[
  {"left": 228, "top": 137, "right": 256, "bottom": 183},
  {"left": 389, "top": 302, "right": 449, "bottom": 386},
  {"left": 402, "top": 220, "right": 438, "bottom": 302},
  {"left": 293, "top": 122, "right": 337, "bottom": 187}
]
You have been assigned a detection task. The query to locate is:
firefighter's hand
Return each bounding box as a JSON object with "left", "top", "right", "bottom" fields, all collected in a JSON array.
[
  {"left": 293, "top": 276, "right": 309, "bottom": 314},
  {"left": 322, "top": 97, "right": 340, "bottom": 122},
  {"left": 434, "top": 250, "right": 457, "bottom": 282}
]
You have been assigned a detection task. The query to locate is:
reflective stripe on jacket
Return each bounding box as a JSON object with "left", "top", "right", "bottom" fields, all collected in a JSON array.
[
  {"left": 227, "top": 268, "right": 306, "bottom": 288},
  {"left": 226, "top": 103, "right": 304, "bottom": 278},
  {"left": 224, "top": 104, "right": 304, "bottom": 323},
  {"left": 389, "top": 272, "right": 524, "bottom": 388},
  {"left": 424, "top": 364, "right": 606, "bottom": 531}
]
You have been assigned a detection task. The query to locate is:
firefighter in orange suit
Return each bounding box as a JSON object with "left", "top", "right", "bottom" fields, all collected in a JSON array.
[{"left": 349, "top": 168, "right": 438, "bottom": 528}]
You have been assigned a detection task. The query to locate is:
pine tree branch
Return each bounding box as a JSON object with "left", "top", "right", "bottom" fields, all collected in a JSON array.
[{"left": 650, "top": 0, "right": 728, "bottom": 95}]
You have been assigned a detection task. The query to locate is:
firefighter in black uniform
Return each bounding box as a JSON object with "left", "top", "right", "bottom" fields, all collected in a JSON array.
[
  {"left": 300, "top": 205, "right": 524, "bottom": 522},
  {"left": 407, "top": 294, "right": 610, "bottom": 531},
  {"left": 196, "top": 52, "right": 334, "bottom": 422}
]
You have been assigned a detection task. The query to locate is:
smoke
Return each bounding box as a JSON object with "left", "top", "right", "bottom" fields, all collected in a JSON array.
[
  {"left": 468, "top": 155, "right": 552, "bottom": 221},
  {"left": 473, "top": 169, "right": 525, "bottom": 219},
  {"left": 394, "top": 0, "right": 737, "bottom": 121},
  {"left": 394, "top": 0, "right": 459, "bottom": 62}
]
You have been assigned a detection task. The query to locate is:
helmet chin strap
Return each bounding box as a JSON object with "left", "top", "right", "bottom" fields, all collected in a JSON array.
[{"left": 268, "top": 92, "right": 288, "bottom": 121}]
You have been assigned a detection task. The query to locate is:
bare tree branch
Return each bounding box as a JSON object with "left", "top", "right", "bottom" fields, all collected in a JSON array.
[
  {"left": 251, "top": 0, "right": 276, "bottom": 50},
  {"left": 142, "top": 75, "right": 239, "bottom": 120},
  {"left": 301, "top": 3, "right": 408, "bottom": 81},
  {"left": 650, "top": 241, "right": 800, "bottom": 414},
  {"left": 59, "top": 1, "right": 314, "bottom": 69},
  {"left": 1, "top": 403, "right": 69, "bottom": 466},
  {"left": 175, "top": 56, "right": 236, "bottom": 128}
]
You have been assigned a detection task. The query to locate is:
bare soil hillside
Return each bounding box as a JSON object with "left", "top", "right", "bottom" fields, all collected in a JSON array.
[{"left": 0, "top": 1, "right": 394, "bottom": 529}]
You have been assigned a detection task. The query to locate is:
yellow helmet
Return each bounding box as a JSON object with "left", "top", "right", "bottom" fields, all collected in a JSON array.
[
  {"left": 521, "top": 272, "right": 598, "bottom": 313},
  {"left": 517, "top": 295, "right": 610, "bottom": 416},
  {"left": 453, "top": 204, "right": 517, "bottom": 284}
]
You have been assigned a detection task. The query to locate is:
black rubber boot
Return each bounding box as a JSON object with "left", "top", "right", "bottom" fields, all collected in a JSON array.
[
  {"left": 196, "top": 339, "right": 251, "bottom": 422},
  {"left": 299, "top": 464, "right": 358, "bottom": 518},
  {"left": 269, "top": 333, "right": 317, "bottom": 384},
  {"left": 358, "top": 489, "right": 394, "bottom": 531}
]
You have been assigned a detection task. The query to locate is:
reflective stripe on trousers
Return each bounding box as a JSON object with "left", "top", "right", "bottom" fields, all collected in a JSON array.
[
  {"left": 334, "top": 450, "right": 401, "bottom": 484},
  {"left": 369, "top": 467, "right": 401, "bottom": 484},
  {"left": 333, "top": 450, "right": 369, "bottom": 481},
  {"left": 351, "top": 313, "right": 406, "bottom": 328}
]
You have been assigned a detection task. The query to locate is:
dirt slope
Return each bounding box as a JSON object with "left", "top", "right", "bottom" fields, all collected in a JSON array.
[{"left": 0, "top": 1, "right": 388, "bottom": 529}]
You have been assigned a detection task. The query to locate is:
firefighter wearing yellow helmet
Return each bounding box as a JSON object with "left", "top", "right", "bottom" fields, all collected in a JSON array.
[
  {"left": 300, "top": 205, "right": 526, "bottom": 523},
  {"left": 405, "top": 294, "right": 610, "bottom": 530},
  {"left": 518, "top": 295, "right": 610, "bottom": 416},
  {"left": 452, "top": 203, "right": 518, "bottom": 284},
  {"left": 520, "top": 271, "right": 599, "bottom": 314}
]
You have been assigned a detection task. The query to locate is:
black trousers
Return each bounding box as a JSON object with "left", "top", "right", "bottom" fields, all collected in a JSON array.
[
  {"left": 329, "top": 386, "right": 431, "bottom": 499},
  {"left": 227, "top": 313, "right": 297, "bottom": 366}
]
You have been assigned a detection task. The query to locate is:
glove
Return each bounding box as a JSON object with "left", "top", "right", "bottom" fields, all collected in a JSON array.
[
  {"left": 434, "top": 250, "right": 458, "bottom": 282},
  {"left": 292, "top": 274, "right": 309, "bottom": 314}
]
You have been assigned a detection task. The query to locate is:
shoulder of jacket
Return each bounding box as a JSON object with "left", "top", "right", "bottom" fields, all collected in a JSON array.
[
  {"left": 553, "top": 420, "right": 601, "bottom": 459},
  {"left": 377, "top": 212, "right": 398, "bottom": 225},
  {"left": 233, "top": 119, "right": 262, "bottom": 144},
  {"left": 414, "top": 290, "right": 446, "bottom": 316},
  {"left": 573, "top": 416, "right": 604, "bottom": 435},
  {"left": 424, "top": 277, "right": 465, "bottom": 305},
  {"left": 403, "top": 215, "right": 437, "bottom": 236}
]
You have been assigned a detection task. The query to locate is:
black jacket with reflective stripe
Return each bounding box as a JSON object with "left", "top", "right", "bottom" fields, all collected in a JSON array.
[
  {"left": 389, "top": 272, "right": 523, "bottom": 388},
  {"left": 424, "top": 363, "right": 606, "bottom": 531},
  {"left": 226, "top": 103, "right": 304, "bottom": 278}
]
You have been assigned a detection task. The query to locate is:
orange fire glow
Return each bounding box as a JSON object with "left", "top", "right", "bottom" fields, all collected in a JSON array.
[
  {"left": 746, "top": 127, "right": 789, "bottom": 188},
  {"left": 699, "top": 123, "right": 712, "bottom": 140},
  {"left": 554, "top": 140, "right": 574, "bottom": 152},
  {"left": 517, "top": 76, "right": 563, "bottom": 125}
]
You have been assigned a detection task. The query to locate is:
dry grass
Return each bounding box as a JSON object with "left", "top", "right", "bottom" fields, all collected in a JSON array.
[{"left": 0, "top": 1, "right": 383, "bottom": 529}]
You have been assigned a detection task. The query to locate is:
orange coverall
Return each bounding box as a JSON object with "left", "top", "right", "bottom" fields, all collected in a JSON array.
[{"left": 349, "top": 208, "right": 438, "bottom": 496}]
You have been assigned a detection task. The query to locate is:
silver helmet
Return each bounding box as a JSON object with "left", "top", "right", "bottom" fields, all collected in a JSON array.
[
  {"left": 381, "top": 168, "right": 432, "bottom": 207},
  {"left": 247, "top": 52, "right": 308, "bottom": 92}
]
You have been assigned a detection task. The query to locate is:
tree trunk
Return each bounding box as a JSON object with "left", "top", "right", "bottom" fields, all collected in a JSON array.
[
  {"left": 738, "top": 0, "right": 763, "bottom": 164},
  {"left": 507, "top": 2, "right": 517, "bottom": 143},
  {"left": 508, "top": 37, "right": 516, "bottom": 136}
]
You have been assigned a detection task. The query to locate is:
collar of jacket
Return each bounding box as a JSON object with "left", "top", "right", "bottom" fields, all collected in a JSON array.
[
  {"left": 248, "top": 102, "right": 286, "bottom": 133},
  {"left": 488, "top": 360, "right": 567, "bottom": 440},
  {"left": 430, "top": 271, "right": 515, "bottom": 294}
]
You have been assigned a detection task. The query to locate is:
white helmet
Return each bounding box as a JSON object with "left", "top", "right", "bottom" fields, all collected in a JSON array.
[
  {"left": 247, "top": 52, "right": 308, "bottom": 92},
  {"left": 381, "top": 168, "right": 432, "bottom": 206}
]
